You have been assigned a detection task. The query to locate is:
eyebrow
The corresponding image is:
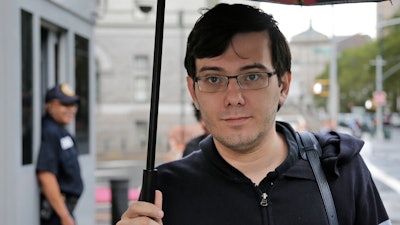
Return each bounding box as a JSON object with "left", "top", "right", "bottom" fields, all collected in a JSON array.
[
  {"left": 240, "top": 63, "right": 268, "bottom": 71},
  {"left": 198, "top": 66, "right": 223, "bottom": 73},
  {"left": 198, "top": 63, "right": 269, "bottom": 74}
]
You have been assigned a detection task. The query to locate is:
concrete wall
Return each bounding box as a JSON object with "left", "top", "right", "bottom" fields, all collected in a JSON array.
[{"left": 0, "top": 0, "right": 97, "bottom": 224}]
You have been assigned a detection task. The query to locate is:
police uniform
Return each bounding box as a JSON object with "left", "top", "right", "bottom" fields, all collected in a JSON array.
[
  {"left": 36, "top": 84, "right": 83, "bottom": 225},
  {"left": 36, "top": 115, "right": 83, "bottom": 224}
]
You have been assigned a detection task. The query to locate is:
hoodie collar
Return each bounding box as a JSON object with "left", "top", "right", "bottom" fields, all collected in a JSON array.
[{"left": 199, "top": 121, "right": 301, "bottom": 182}]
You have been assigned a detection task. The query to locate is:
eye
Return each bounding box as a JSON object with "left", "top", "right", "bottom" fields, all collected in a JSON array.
[
  {"left": 205, "top": 75, "right": 223, "bottom": 85},
  {"left": 244, "top": 73, "right": 260, "bottom": 82}
]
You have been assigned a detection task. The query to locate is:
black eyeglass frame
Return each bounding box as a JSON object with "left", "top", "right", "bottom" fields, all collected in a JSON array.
[{"left": 194, "top": 71, "right": 277, "bottom": 93}]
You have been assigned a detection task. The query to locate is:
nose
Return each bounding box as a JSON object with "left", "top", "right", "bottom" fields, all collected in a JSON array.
[
  {"left": 226, "top": 76, "right": 242, "bottom": 89},
  {"left": 224, "top": 77, "right": 245, "bottom": 106}
]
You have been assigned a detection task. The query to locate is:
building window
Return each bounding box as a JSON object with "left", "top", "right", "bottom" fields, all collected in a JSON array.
[
  {"left": 133, "top": 55, "right": 149, "bottom": 73},
  {"left": 75, "top": 34, "right": 90, "bottom": 155},
  {"left": 133, "top": 55, "right": 150, "bottom": 101},
  {"left": 21, "top": 10, "right": 33, "bottom": 165},
  {"left": 135, "top": 120, "right": 148, "bottom": 149},
  {"left": 134, "top": 76, "right": 149, "bottom": 101}
]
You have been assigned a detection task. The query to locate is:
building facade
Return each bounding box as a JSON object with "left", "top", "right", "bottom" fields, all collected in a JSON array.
[
  {"left": 94, "top": 0, "right": 260, "bottom": 161},
  {"left": 289, "top": 25, "right": 373, "bottom": 110},
  {"left": 0, "top": 0, "right": 97, "bottom": 224}
]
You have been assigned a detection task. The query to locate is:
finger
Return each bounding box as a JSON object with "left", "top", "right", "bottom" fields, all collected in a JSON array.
[
  {"left": 116, "top": 216, "right": 160, "bottom": 225},
  {"left": 120, "top": 200, "right": 163, "bottom": 221},
  {"left": 154, "top": 190, "right": 164, "bottom": 224},
  {"left": 155, "top": 190, "right": 163, "bottom": 209}
]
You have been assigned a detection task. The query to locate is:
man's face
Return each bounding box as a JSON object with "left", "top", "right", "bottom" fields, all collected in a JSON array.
[
  {"left": 46, "top": 100, "right": 77, "bottom": 126},
  {"left": 187, "top": 31, "right": 291, "bottom": 153}
]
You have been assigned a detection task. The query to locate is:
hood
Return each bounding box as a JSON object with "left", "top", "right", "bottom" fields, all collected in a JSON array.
[{"left": 315, "top": 131, "right": 365, "bottom": 178}]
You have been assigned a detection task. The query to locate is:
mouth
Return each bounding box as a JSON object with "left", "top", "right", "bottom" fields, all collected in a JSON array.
[{"left": 223, "top": 116, "right": 250, "bottom": 125}]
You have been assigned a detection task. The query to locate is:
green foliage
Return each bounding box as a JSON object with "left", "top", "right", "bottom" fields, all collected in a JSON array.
[{"left": 314, "top": 11, "right": 400, "bottom": 113}]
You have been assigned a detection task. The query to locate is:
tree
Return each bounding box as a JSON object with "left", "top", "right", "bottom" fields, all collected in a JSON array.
[{"left": 315, "top": 9, "right": 400, "bottom": 113}]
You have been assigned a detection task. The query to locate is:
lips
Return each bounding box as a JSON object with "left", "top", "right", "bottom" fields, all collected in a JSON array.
[
  {"left": 223, "top": 116, "right": 250, "bottom": 125},
  {"left": 225, "top": 116, "right": 248, "bottom": 121}
]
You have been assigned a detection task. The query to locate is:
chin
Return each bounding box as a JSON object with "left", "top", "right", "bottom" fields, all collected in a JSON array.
[{"left": 61, "top": 118, "right": 73, "bottom": 125}]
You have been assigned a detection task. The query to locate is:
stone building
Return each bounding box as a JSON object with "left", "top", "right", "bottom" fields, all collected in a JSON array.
[
  {"left": 94, "top": 0, "right": 260, "bottom": 161},
  {"left": 94, "top": 0, "right": 374, "bottom": 160},
  {"left": 289, "top": 24, "right": 372, "bottom": 110}
]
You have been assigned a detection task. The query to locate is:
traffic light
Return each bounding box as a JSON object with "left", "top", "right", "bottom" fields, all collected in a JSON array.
[
  {"left": 365, "top": 99, "right": 376, "bottom": 111},
  {"left": 312, "top": 79, "right": 329, "bottom": 97}
]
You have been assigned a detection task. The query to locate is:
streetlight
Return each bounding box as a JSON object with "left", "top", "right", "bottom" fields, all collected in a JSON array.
[
  {"left": 328, "top": 6, "right": 339, "bottom": 130},
  {"left": 328, "top": 38, "right": 339, "bottom": 128},
  {"left": 371, "top": 55, "right": 386, "bottom": 140},
  {"left": 371, "top": 14, "right": 400, "bottom": 140}
]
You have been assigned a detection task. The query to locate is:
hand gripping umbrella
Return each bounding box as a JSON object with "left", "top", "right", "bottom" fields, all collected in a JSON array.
[{"left": 140, "top": 0, "right": 388, "bottom": 203}]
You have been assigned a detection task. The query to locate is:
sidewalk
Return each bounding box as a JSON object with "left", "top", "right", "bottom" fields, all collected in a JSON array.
[
  {"left": 362, "top": 127, "right": 400, "bottom": 225},
  {"left": 95, "top": 187, "right": 141, "bottom": 225}
]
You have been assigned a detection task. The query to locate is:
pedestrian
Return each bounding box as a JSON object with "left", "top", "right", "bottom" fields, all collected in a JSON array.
[
  {"left": 117, "top": 3, "right": 390, "bottom": 225},
  {"left": 182, "top": 103, "right": 209, "bottom": 157},
  {"left": 36, "top": 83, "right": 84, "bottom": 225}
]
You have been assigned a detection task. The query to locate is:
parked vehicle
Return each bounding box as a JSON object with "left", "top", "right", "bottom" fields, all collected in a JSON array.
[{"left": 391, "top": 113, "right": 400, "bottom": 127}]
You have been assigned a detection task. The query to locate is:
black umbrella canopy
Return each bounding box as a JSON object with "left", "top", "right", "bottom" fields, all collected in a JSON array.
[
  {"left": 252, "top": 0, "right": 386, "bottom": 5},
  {"left": 140, "top": 0, "right": 389, "bottom": 203}
]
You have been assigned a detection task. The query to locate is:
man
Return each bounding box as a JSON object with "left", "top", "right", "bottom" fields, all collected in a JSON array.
[
  {"left": 117, "top": 4, "right": 390, "bottom": 225},
  {"left": 36, "top": 83, "right": 83, "bottom": 225},
  {"left": 182, "top": 104, "right": 209, "bottom": 157}
]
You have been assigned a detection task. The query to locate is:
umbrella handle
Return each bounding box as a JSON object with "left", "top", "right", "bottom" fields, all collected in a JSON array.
[
  {"left": 140, "top": 0, "right": 165, "bottom": 203},
  {"left": 140, "top": 169, "right": 158, "bottom": 202}
]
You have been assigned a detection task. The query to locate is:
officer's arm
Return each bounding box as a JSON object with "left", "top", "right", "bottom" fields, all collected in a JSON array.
[{"left": 38, "top": 171, "right": 75, "bottom": 225}]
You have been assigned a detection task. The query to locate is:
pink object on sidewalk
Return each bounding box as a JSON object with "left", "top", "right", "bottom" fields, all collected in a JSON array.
[{"left": 95, "top": 187, "right": 141, "bottom": 203}]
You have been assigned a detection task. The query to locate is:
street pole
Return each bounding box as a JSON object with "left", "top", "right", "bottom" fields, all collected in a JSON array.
[
  {"left": 373, "top": 6, "right": 385, "bottom": 141},
  {"left": 374, "top": 11, "right": 400, "bottom": 141},
  {"left": 329, "top": 38, "right": 339, "bottom": 129},
  {"left": 373, "top": 55, "right": 385, "bottom": 140},
  {"left": 328, "top": 6, "right": 339, "bottom": 129},
  {"left": 179, "top": 10, "right": 186, "bottom": 144}
]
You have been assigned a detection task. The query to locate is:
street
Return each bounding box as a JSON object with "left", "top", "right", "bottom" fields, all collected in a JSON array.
[
  {"left": 361, "top": 127, "right": 400, "bottom": 225},
  {"left": 96, "top": 127, "right": 400, "bottom": 225}
]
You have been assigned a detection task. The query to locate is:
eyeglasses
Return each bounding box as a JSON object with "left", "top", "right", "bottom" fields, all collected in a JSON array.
[{"left": 194, "top": 71, "right": 277, "bottom": 93}]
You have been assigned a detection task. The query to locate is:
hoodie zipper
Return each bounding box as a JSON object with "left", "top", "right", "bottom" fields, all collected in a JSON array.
[
  {"left": 255, "top": 185, "right": 269, "bottom": 225},
  {"left": 260, "top": 192, "right": 268, "bottom": 206}
]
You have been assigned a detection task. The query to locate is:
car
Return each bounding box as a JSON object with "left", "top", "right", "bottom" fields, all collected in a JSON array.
[{"left": 391, "top": 113, "right": 400, "bottom": 127}]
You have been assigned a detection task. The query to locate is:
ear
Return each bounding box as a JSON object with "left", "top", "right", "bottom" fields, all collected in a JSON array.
[
  {"left": 278, "top": 72, "right": 291, "bottom": 106},
  {"left": 45, "top": 102, "right": 53, "bottom": 112},
  {"left": 186, "top": 76, "right": 200, "bottom": 109}
]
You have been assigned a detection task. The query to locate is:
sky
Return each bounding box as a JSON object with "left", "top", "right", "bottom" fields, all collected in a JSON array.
[{"left": 260, "top": 2, "right": 377, "bottom": 41}]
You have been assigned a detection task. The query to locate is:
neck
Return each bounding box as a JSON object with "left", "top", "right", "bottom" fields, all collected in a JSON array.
[{"left": 217, "top": 131, "right": 288, "bottom": 185}]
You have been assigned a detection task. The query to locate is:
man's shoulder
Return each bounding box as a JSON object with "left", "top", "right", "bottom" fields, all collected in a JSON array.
[
  {"left": 42, "top": 116, "right": 68, "bottom": 135},
  {"left": 313, "top": 131, "right": 365, "bottom": 177},
  {"left": 314, "top": 131, "right": 364, "bottom": 156}
]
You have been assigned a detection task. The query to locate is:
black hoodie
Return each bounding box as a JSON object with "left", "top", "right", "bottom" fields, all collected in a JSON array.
[{"left": 155, "top": 121, "right": 390, "bottom": 225}]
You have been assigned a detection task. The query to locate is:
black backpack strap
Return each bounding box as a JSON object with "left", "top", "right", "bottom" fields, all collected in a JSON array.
[{"left": 296, "top": 131, "right": 339, "bottom": 225}]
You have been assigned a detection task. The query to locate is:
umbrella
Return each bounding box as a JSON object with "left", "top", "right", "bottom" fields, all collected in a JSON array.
[
  {"left": 255, "top": 0, "right": 385, "bottom": 5},
  {"left": 140, "top": 0, "right": 388, "bottom": 203}
]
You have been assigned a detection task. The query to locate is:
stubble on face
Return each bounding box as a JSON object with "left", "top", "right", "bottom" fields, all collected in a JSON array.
[
  {"left": 191, "top": 31, "right": 282, "bottom": 155},
  {"left": 206, "top": 89, "right": 280, "bottom": 154}
]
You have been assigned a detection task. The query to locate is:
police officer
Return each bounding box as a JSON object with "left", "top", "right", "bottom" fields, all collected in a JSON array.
[{"left": 36, "top": 83, "right": 84, "bottom": 225}]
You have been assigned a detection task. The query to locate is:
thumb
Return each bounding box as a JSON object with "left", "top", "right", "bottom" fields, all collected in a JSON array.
[
  {"left": 154, "top": 190, "right": 164, "bottom": 224},
  {"left": 155, "top": 190, "right": 163, "bottom": 209}
]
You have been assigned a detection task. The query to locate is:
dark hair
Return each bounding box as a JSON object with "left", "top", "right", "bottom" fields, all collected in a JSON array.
[{"left": 184, "top": 3, "right": 291, "bottom": 85}]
